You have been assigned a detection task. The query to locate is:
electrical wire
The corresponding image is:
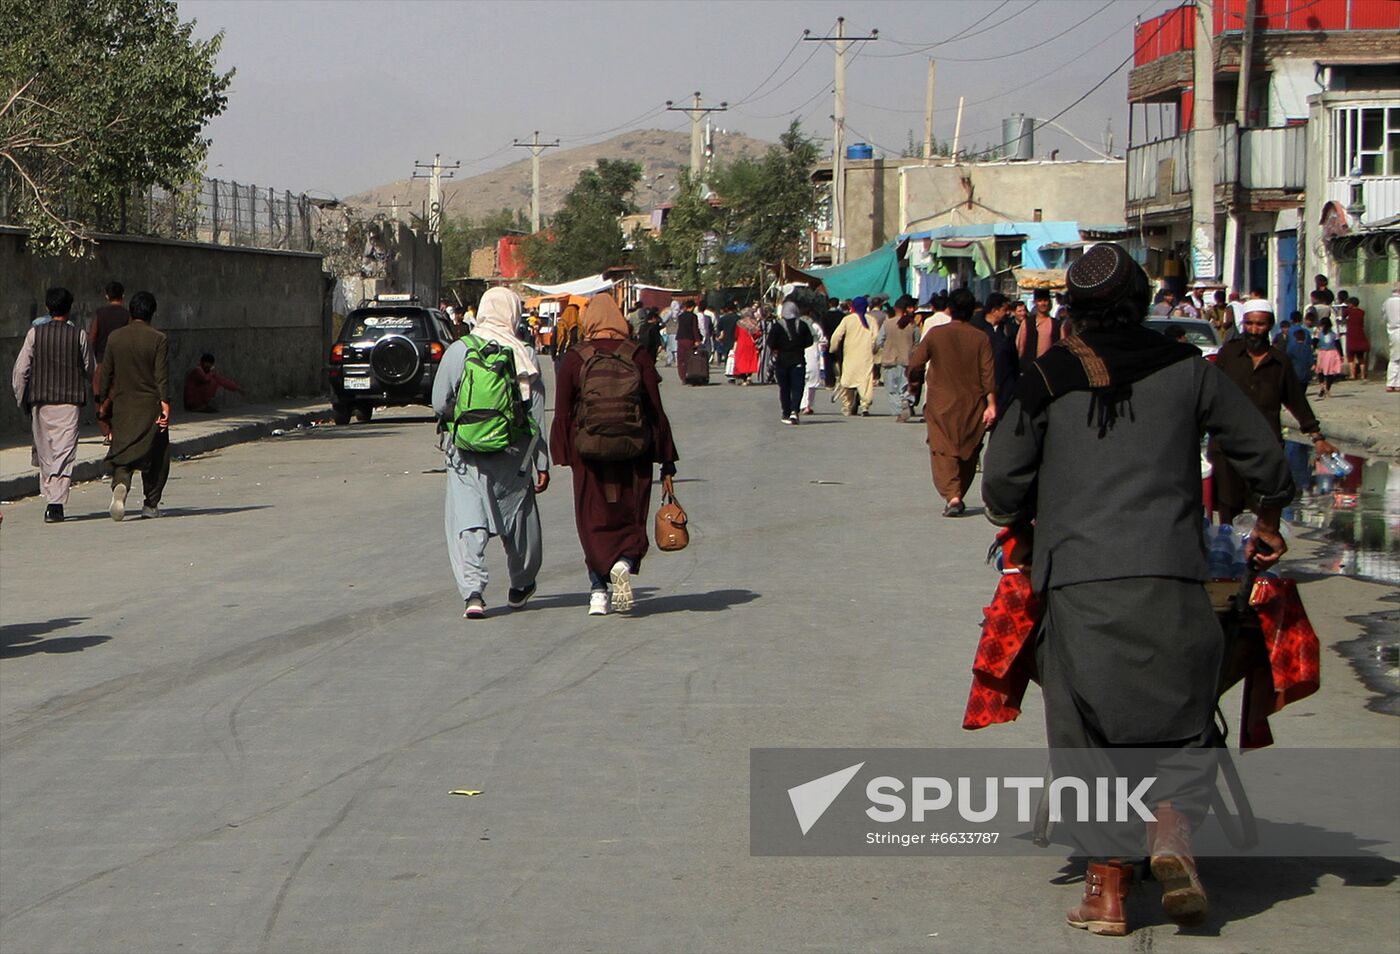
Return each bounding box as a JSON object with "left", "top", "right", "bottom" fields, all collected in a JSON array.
[
  {"left": 556, "top": 102, "right": 672, "bottom": 144},
  {"left": 954, "top": 0, "right": 1184, "bottom": 162},
  {"left": 846, "top": 5, "right": 1143, "bottom": 119},
  {"left": 862, "top": 0, "right": 1044, "bottom": 58},
  {"left": 737, "top": 38, "right": 826, "bottom": 108},
  {"left": 927, "top": 0, "right": 1116, "bottom": 63},
  {"left": 733, "top": 83, "right": 834, "bottom": 122},
  {"left": 729, "top": 33, "right": 808, "bottom": 106},
  {"left": 875, "top": 0, "right": 1016, "bottom": 51}
]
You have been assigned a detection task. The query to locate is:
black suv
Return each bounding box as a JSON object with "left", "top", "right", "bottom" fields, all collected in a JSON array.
[{"left": 329, "top": 296, "right": 456, "bottom": 424}]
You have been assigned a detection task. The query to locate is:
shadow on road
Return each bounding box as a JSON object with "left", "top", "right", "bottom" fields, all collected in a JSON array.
[
  {"left": 1, "top": 616, "right": 112, "bottom": 658},
  {"left": 1051, "top": 835, "right": 1400, "bottom": 937},
  {"left": 627, "top": 587, "right": 759, "bottom": 618},
  {"left": 513, "top": 588, "right": 759, "bottom": 617},
  {"left": 139, "top": 505, "right": 271, "bottom": 519}
]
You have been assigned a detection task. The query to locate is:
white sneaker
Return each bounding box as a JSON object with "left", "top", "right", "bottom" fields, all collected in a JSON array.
[
  {"left": 110, "top": 480, "right": 130, "bottom": 522},
  {"left": 608, "top": 559, "right": 634, "bottom": 612},
  {"left": 588, "top": 591, "right": 611, "bottom": 616}
]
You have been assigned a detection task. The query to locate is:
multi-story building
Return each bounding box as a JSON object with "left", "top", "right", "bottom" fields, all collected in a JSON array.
[{"left": 1125, "top": 0, "right": 1398, "bottom": 326}]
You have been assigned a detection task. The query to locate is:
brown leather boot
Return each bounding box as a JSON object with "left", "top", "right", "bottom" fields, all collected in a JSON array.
[
  {"left": 1066, "top": 860, "right": 1133, "bottom": 936},
  {"left": 1149, "top": 801, "right": 1208, "bottom": 924}
]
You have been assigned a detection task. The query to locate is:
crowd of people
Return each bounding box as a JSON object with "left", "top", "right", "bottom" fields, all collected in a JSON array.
[
  {"left": 15, "top": 251, "right": 1395, "bottom": 941},
  {"left": 1151, "top": 273, "right": 1394, "bottom": 396}
]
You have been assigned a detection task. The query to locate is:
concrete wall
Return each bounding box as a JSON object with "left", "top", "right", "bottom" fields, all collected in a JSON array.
[
  {"left": 1, "top": 227, "right": 326, "bottom": 436},
  {"left": 898, "top": 161, "right": 1127, "bottom": 239}
]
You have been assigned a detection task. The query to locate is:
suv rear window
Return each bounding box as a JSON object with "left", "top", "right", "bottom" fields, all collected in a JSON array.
[{"left": 343, "top": 309, "right": 430, "bottom": 341}]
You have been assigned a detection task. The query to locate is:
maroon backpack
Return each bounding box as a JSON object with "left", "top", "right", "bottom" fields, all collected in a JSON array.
[{"left": 574, "top": 343, "right": 651, "bottom": 461}]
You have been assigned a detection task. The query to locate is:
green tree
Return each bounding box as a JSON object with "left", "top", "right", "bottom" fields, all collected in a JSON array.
[
  {"left": 900, "top": 128, "right": 951, "bottom": 158},
  {"left": 440, "top": 206, "right": 526, "bottom": 278},
  {"left": 0, "top": 0, "right": 233, "bottom": 255},
  {"left": 522, "top": 158, "right": 640, "bottom": 281},
  {"left": 708, "top": 120, "right": 821, "bottom": 280},
  {"left": 656, "top": 168, "right": 716, "bottom": 290}
]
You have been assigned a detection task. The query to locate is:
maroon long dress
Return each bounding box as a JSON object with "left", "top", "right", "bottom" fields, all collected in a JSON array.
[{"left": 550, "top": 339, "right": 679, "bottom": 577}]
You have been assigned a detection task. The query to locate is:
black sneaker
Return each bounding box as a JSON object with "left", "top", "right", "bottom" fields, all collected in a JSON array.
[
  {"left": 463, "top": 594, "right": 486, "bottom": 619},
  {"left": 789, "top": 413, "right": 801, "bottom": 425},
  {"left": 507, "top": 582, "right": 537, "bottom": 609},
  {"left": 43, "top": 504, "right": 64, "bottom": 523}
]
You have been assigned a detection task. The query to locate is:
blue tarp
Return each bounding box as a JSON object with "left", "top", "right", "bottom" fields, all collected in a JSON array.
[
  {"left": 802, "top": 241, "right": 905, "bottom": 301},
  {"left": 901, "top": 221, "right": 1084, "bottom": 270}
]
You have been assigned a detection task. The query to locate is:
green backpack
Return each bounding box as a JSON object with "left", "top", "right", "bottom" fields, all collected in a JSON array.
[{"left": 447, "top": 335, "right": 537, "bottom": 453}]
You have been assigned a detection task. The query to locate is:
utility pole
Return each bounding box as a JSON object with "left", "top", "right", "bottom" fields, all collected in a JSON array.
[
  {"left": 923, "top": 59, "right": 937, "bottom": 160},
  {"left": 412, "top": 153, "right": 460, "bottom": 241},
  {"left": 376, "top": 195, "right": 412, "bottom": 224},
  {"left": 1189, "top": 0, "right": 1219, "bottom": 283},
  {"left": 665, "top": 92, "right": 727, "bottom": 181},
  {"left": 1226, "top": 0, "right": 1258, "bottom": 294},
  {"left": 805, "top": 17, "right": 877, "bottom": 264},
  {"left": 513, "top": 131, "right": 560, "bottom": 233},
  {"left": 952, "top": 96, "right": 965, "bottom": 160}
]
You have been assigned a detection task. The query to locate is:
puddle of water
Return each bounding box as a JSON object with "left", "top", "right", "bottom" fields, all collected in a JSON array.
[
  {"left": 1281, "top": 441, "right": 1400, "bottom": 715},
  {"left": 1282, "top": 441, "right": 1399, "bottom": 586}
]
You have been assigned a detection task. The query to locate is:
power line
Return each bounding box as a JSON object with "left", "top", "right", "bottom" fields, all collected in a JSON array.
[
  {"left": 732, "top": 38, "right": 827, "bottom": 109},
  {"left": 863, "top": 0, "right": 1042, "bottom": 58},
  {"left": 875, "top": 0, "right": 1016, "bottom": 51},
  {"left": 956, "top": 1, "right": 1184, "bottom": 161},
  {"left": 930, "top": 0, "right": 1116, "bottom": 62},
  {"left": 729, "top": 33, "right": 808, "bottom": 106},
  {"left": 732, "top": 83, "right": 834, "bottom": 121},
  {"left": 555, "top": 102, "right": 671, "bottom": 144}
]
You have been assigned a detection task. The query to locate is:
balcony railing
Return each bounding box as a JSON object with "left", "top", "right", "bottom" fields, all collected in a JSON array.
[
  {"left": 1127, "top": 124, "right": 1306, "bottom": 205},
  {"left": 1326, "top": 178, "right": 1400, "bottom": 229},
  {"left": 1134, "top": 0, "right": 1400, "bottom": 68}
]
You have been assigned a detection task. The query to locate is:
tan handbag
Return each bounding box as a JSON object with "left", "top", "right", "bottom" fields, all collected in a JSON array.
[{"left": 654, "top": 491, "right": 689, "bottom": 551}]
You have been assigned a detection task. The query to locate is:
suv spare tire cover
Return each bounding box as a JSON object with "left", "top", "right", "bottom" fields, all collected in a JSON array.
[{"left": 371, "top": 334, "right": 421, "bottom": 385}]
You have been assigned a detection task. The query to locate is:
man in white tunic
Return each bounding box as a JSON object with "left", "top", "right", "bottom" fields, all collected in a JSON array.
[{"left": 828, "top": 295, "right": 878, "bottom": 416}]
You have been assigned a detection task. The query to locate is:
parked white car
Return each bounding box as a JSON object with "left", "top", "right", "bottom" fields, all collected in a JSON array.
[{"left": 1144, "top": 317, "right": 1221, "bottom": 360}]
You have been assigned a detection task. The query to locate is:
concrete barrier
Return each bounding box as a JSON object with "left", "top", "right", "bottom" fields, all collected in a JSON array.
[{"left": 1, "top": 227, "right": 328, "bottom": 437}]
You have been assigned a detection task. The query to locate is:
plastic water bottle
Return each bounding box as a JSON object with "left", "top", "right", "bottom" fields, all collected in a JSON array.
[
  {"left": 1319, "top": 452, "right": 1354, "bottom": 477},
  {"left": 1208, "top": 525, "right": 1236, "bottom": 578}
]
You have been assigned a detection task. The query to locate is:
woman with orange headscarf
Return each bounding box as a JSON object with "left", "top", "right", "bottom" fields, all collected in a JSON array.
[{"left": 550, "top": 294, "right": 679, "bottom": 616}]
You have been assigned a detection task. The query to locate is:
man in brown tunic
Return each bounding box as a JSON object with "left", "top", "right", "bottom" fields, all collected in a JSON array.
[
  {"left": 100, "top": 291, "right": 171, "bottom": 520},
  {"left": 907, "top": 287, "right": 996, "bottom": 516}
]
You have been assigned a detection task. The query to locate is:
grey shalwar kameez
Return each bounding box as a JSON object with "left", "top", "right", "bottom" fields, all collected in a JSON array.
[
  {"left": 431, "top": 340, "right": 548, "bottom": 602},
  {"left": 982, "top": 355, "right": 1294, "bottom": 856}
]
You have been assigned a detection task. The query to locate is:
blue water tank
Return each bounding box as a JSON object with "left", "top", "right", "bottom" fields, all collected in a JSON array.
[{"left": 846, "top": 143, "right": 874, "bottom": 160}]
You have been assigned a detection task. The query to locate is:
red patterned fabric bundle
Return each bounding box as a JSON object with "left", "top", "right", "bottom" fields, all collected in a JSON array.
[
  {"left": 963, "top": 571, "right": 1041, "bottom": 729},
  {"left": 1238, "top": 576, "right": 1321, "bottom": 749}
]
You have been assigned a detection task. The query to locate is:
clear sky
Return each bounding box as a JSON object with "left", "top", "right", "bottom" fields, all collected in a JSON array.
[{"left": 176, "top": 0, "right": 1166, "bottom": 199}]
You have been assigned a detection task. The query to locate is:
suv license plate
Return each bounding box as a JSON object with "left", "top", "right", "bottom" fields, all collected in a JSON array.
[{"left": 343, "top": 376, "right": 372, "bottom": 390}]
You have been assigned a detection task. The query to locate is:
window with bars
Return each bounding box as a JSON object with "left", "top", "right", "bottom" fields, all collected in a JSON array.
[{"left": 1330, "top": 105, "right": 1400, "bottom": 178}]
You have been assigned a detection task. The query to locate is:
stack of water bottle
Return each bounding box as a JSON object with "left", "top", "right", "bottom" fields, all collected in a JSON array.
[
  {"left": 1203, "top": 515, "right": 1286, "bottom": 581},
  {"left": 1203, "top": 517, "right": 1252, "bottom": 580}
]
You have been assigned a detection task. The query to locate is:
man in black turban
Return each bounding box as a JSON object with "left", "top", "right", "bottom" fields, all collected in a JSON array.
[{"left": 981, "top": 244, "right": 1296, "bottom": 937}]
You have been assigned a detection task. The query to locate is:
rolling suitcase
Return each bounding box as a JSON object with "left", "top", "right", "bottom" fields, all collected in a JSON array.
[{"left": 684, "top": 348, "right": 711, "bottom": 385}]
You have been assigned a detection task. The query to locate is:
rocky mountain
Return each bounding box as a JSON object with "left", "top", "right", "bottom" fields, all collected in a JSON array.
[{"left": 344, "top": 128, "right": 775, "bottom": 223}]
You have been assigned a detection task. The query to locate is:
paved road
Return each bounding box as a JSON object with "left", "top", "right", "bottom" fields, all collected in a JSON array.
[{"left": 2, "top": 372, "right": 1396, "bottom": 953}]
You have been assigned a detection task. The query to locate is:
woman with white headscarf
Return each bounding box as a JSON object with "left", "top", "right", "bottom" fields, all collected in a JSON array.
[{"left": 431, "top": 287, "right": 550, "bottom": 619}]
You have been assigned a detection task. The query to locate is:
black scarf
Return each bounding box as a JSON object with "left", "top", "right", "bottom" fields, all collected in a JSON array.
[{"left": 1014, "top": 323, "right": 1199, "bottom": 436}]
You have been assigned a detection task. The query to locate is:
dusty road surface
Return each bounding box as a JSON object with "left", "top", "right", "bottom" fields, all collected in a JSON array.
[{"left": 2, "top": 372, "right": 1396, "bottom": 953}]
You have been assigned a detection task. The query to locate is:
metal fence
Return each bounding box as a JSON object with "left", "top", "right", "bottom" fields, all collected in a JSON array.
[{"left": 0, "top": 171, "right": 319, "bottom": 252}]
